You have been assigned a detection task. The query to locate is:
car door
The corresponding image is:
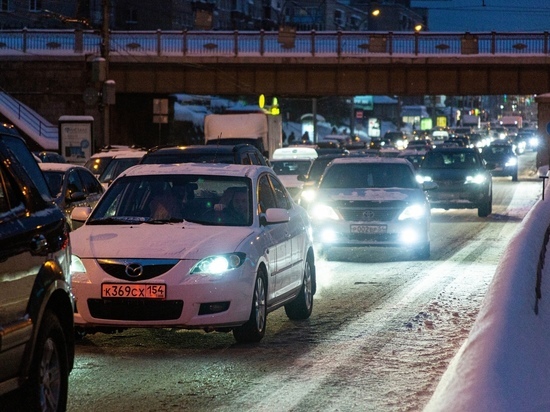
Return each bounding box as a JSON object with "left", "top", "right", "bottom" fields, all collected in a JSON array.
[
  {"left": 258, "top": 173, "right": 291, "bottom": 303},
  {"left": 269, "top": 174, "right": 306, "bottom": 293}
]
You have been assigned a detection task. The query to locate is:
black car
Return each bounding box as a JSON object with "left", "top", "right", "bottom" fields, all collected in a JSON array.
[
  {"left": 140, "top": 144, "right": 269, "bottom": 166},
  {"left": 0, "top": 132, "right": 74, "bottom": 410},
  {"left": 418, "top": 147, "right": 493, "bottom": 217},
  {"left": 481, "top": 142, "right": 519, "bottom": 181}
]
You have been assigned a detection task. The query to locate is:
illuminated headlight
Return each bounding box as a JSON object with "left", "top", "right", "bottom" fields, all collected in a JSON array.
[
  {"left": 395, "top": 139, "right": 406, "bottom": 149},
  {"left": 398, "top": 204, "right": 427, "bottom": 220},
  {"left": 191, "top": 253, "right": 246, "bottom": 275},
  {"left": 505, "top": 158, "right": 517, "bottom": 167},
  {"left": 300, "top": 189, "right": 317, "bottom": 203},
  {"left": 70, "top": 255, "right": 86, "bottom": 275},
  {"left": 399, "top": 228, "right": 421, "bottom": 244},
  {"left": 529, "top": 137, "right": 539, "bottom": 147},
  {"left": 416, "top": 175, "right": 432, "bottom": 184},
  {"left": 465, "top": 174, "right": 487, "bottom": 184},
  {"left": 310, "top": 204, "right": 340, "bottom": 220}
]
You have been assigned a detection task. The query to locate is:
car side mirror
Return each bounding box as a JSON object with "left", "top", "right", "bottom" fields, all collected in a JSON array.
[
  {"left": 260, "top": 208, "right": 290, "bottom": 226},
  {"left": 71, "top": 206, "right": 92, "bottom": 223}
]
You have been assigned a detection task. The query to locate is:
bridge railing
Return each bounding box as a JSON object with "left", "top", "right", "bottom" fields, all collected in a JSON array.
[{"left": 0, "top": 29, "right": 548, "bottom": 57}]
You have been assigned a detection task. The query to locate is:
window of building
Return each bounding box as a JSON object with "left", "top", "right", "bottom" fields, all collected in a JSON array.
[
  {"left": 1, "top": 0, "right": 10, "bottom": 12},
  {"left": 126, "top": 7, "right": 138, "bottom": 23},
  {"left": 29, "top": 0, "right": 41, "bottom": 12},
  {"left": 334, "top": 9, "right": 345, "bottom": 26}
]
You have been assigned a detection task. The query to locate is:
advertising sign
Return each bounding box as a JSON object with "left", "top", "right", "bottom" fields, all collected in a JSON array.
[{"left": 58, "top": 116, "right": 93, "bottom": 165}]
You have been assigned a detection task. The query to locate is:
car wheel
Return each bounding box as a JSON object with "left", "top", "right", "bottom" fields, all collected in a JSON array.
[
  {"left": 24, "top": 310, "right": 69, "bottom": 412},
  {"left": 284, "top": 254, "right": 314, "bottom": 320},
  {"left": 233, "top": 269, "right": 267, "bottom": 343},
  {"left": 413, "top": 242, "right": 430, "bottom": 260},
  {"left": 478, "top": 196, "right": 492, "bottom": 217}
]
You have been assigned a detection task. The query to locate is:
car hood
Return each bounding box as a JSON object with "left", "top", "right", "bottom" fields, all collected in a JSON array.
[
  {"left": 419, "top": 168, "right": 487, "bottom": 180},
  {"left": 316, "top": 187, "right": 426, "bottom": 203},
  {"left": 70, "top": 223, "right": 254, "bottom": 259}
]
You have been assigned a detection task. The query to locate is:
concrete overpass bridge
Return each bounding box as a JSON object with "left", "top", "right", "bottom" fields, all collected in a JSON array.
[{"left": 0, "top": 29, "right": 549, "bottom": 149}]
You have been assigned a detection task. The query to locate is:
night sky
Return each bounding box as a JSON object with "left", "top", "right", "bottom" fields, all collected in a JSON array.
[{"left": 412, "top": 0, "right": 550, "bottom": 32}]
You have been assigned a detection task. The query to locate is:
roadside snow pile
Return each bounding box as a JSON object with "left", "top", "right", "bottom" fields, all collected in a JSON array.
[{"left": 424, "top": 183, "right": 550, "bottom": 411}]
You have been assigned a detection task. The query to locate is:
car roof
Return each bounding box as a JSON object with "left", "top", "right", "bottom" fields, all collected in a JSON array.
[
  {"left": 108, "top": 151, "right": 146, "bottom": 159},
  {"left": 146, "top": 145, "right": 245, "bottom": 155},
  {"left": 329, "top": 156, "right": 412, "bottom": 165},
  {"left": 119, "top": 162, "right": 273, "bottom": 178},
  {"left": 39, "top": 162, "right": 88, "bottom": 172}
]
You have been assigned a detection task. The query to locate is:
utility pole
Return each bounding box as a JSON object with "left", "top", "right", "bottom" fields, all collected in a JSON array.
[{"left": 101, "top": 0, "right": 110, "bottom": 147}]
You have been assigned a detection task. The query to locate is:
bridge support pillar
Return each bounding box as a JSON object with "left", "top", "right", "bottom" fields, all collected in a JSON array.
[{"left": 535, "top": 93, "right": 550, "bottom": 171}]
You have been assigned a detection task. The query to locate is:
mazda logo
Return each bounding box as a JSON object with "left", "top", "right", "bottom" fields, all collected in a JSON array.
[
  {"left": 125, "top": 263, "right": 144, "bottom": 278},
  {"left": 362, "top": 210, "right": 375, "bottom": 221}
]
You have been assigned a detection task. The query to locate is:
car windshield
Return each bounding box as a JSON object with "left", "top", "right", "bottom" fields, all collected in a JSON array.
[
  {"left": 320, "top": 163, "right": 417, "bottom": 189},
  {"left": 271, "top": 160, "right": 311, "bottom": 176},
  {"left": 422, "top": 151, "right": 479, "bottom": 169},
  {"left": 88, "top": 174, "right": 252, "bottom": 226},
  {"left": 482, "top": 146, "right": 513, "bottom": 158}
]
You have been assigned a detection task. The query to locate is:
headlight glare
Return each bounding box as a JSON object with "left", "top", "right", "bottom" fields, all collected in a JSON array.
[
  {"left": 398, "top": 204, "right": 427, "bottom": 220},
  {"left": 310, "top": 204, "right": 340, "bottom": 220},
  {"left": 416, "top": 175, "right": 432, "bottom": 184},
  {"left": 465, "top": 174, "right": 486, "bottom": 184},
  {"left": 191, "top": 252, "right": 246, "bottom": 275},
  {"left": 505, "top": 158, "right": 517, "bottom": 167}
]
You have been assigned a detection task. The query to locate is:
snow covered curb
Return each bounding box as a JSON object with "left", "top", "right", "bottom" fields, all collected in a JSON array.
[{"left": 424, "top": 184, "right": 550, "bottom": 411}]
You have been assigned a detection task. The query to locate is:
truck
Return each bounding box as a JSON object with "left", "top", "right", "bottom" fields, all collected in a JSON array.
[
  {"left": 204, "top": 112, "right": 283, "bottom": 159},
  {"left": 499, "top": 115, "right": 523, "bottom": 129}
]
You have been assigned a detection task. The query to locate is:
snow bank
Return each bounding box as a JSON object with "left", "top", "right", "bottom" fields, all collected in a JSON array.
[{"left": 425, "top": 183, "right": 550, "bottom": 411}]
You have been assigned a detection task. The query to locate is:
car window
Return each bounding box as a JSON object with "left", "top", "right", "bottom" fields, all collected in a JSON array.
[
  {"left": 67, "top": 170, "right": 85, "bottom": 195},
  {"left": 3, "top": 135, "right": 52, "bottom": 202},
  {"left": 423, "top": 151, "right": 479, "bottom": 169},
  {"left": 269, "top": 175, "right": 292, "bottom": 210},
  {"left": 0, "top": 166, "right": 20, "bottom": 214},
  {"left": 43, "top": 171, "right": 65, "bottom": 197},
  {"left": 258, "top": 174, "right": 277, "bottom": 213},
  {"left": 79, "top": 169, "right": 103, "bottom": 194}
]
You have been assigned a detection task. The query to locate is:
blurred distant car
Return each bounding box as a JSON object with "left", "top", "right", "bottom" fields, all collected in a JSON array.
[
  {"left": 516, "top": 129, "right": 540, "bottom": 151},
  {"left": 140, "top": 144, "right": 268, "bottom": 166},
  {"left": 308, "top": 157, "right": 435, "bottom": 259},
  {"left": 407, "top": 139, "right": 433, "bottom": 151},
  {"left": 398, "top": 149, "right": 427, "bottom": 170},
  {"left": 481, "top": 142, "right": 518, "bottom": 181},
  {"left": 84, "top": 146, "right": 146, "bottom": 178},
  {"left": 39, "top": 162, "right": 105, "bottom": 230},
  {"left": 69, "top": 163, "right": 316, "bottom": 343},
  {"left": 417, "top": 147, "right": 493, "bottom": 217},
  {"left": 383, "top": 131, "right": 408, "bottom": 150},
  {"left": 34, "top": 151, "right": 67, "bottom": 163},
  {"left": 98, "top": 150, "right": 146, "bottom": 189},
  {"left": 271, "top": 157, "right": 313, "bottom": 200}
]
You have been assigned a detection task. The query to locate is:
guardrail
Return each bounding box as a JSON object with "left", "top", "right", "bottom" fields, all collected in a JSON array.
[{"left": 0, "top": 29, "right": 548, "bottom": 57}]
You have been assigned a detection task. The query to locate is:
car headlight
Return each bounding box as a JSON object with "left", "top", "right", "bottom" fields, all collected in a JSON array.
[
  {"left": 309, "top": 204, "right": 340, "bottom": 220},
  {"left": 398, "top": 204, "right": 427, "bottom": 220},
  {"left": 416, "top": 175, "right": 432, "bottom": 184},
  {"left": 300, "top": 189, "right": 317, "bottom": 204},
  {"left": 529, "top": 137, "right": 539, "bottom": 147},
  {"left": 191, "top": 252, "right": 246, "bottom": 275},
  {"left": 505, "top": 157, "right": 517, "bottom": 167},
  {"left": 70, "top": 255, "right": 86, "bottom": 275},
  {"left": 465, "top": 174, "right": 487, "bottom": 184}
]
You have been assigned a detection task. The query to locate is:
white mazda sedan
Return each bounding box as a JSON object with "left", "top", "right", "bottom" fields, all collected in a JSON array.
[{"left": 69, "top": 163, "right": 316, "bottom": 343}]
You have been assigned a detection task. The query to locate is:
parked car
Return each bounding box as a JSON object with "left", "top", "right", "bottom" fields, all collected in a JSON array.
[
  {"left": 39, "top": 162, "right": 105, "bottom": 230},
  {"left": 140, "top": 144, "right": 268, "bottom": 166},
  {"left": 97, "top": 150, "right": 146, "bottom": 189},
  {"left": 84, "top": 145, "right": 146, "bottom": 178},
  {"left": 417, "top": 146, "right": 493, "bottom": 217},
  {"left": 481, "top": 142, "right": 519, "bottom": 181},
  {"left": 69, "top": 163, "right": 316, "bottom": 343},
  {"left": 308, "top": 157, "right": 435, "bottom": 259},
  {"left": 34, "top": 150, "right": 67, "bottom": 163},
  {"left": 0, "top": 131, "right": 74, "bottom": 410},
  {"left": 270, "top": 157, "right": 313, "bottom": 200}
]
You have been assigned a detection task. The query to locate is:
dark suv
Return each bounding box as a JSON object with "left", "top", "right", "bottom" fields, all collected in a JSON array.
[
  {"left": 417, "top": 146, "right": 493, "bottom": 217},
  {"left": 0, "top": 132, "right": 74, "bottom": 410},
  {"left": 140, "top": 144, "right": 269, "bottom": 166}
]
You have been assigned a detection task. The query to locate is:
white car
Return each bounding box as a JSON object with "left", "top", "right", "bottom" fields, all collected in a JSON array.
[
  {"left": 308, "top": 157, "right": 435, "bottom": 259},
  {"left": 270, "top": 157, "right": 313, "bottom": 200},
  {"left": 70, "top": 163, "right": 316, "bottom": 343}
]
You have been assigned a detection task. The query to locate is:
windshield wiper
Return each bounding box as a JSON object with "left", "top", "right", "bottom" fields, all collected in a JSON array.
[
  {"left": 145, "top": 217, "right": 185, "bottom": 224},
  {"left": 87, "top": 216, "right": 146, "bottom": 225}
]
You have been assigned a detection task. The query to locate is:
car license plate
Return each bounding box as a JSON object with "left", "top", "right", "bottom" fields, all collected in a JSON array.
[
  {"left": 350, "top": 224, "right": 387, "bottom": 234},
  {"left": 101, "top": 283, "right": 166, "bottom": 299}
]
